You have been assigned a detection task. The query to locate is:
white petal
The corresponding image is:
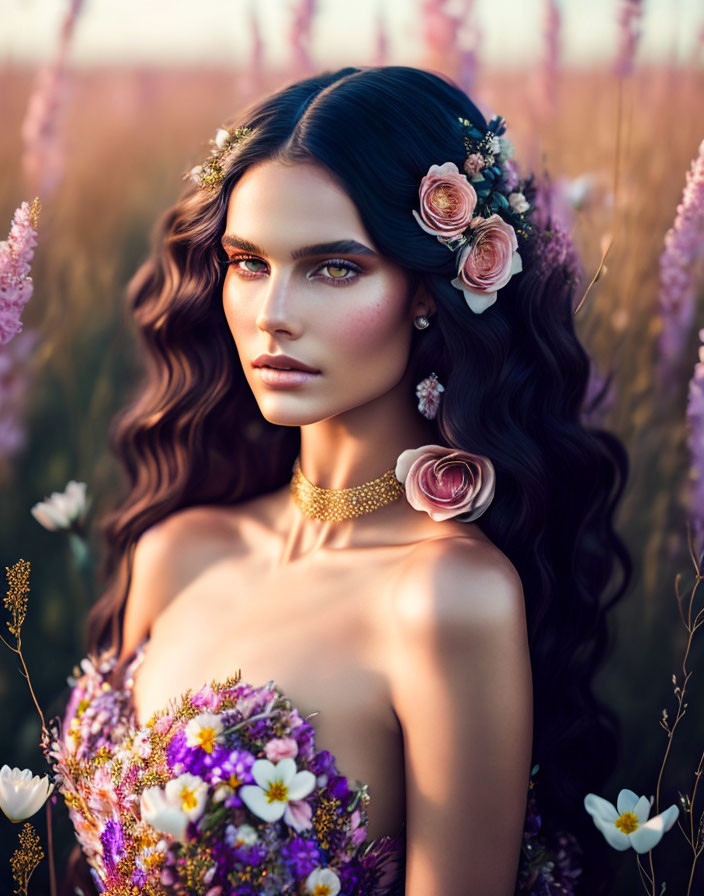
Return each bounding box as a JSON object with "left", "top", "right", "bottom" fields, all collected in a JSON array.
[
  {"left": 584, "top": 793, "right": 619, "bottom": 823},
  {"left": 593, "top": 815, "right": 631, "bottom": 850},
  {"left": 427, "top": 161, "right": 461, "bottom": 178},
  {"left": 214, "top": 128, "right": 229, "bottom": 148},
  {"left": 0, "top": 769, "right": 54, "bottom": 822},
  {"left": 510, "top": 251, "right": 523, "bottom": 275},
  {"left": 632, "top": 795, "right": 652, "bottom": 824},
  {"left": 628, "top": 806, "right": 677, "bottom": 853},
  {"left": 450, "top": 278, "right": 497, "bottom": 314},
  {"left": 251, "top": 759, "right": 278, "bottom": 789},
  {"left": 31, "top": 503, "right": 60, "bottom": 531},
  {"left": 305, "top": 867, "right": 341, "bottom": 895},
  {"left": 628, "top": 805, "right": 679, "bottom": 854},
  {"left": 616, "top": 789, "right": 640, "bottom": 815},
  {"left": 395, "top": 447, "right": 426, "bottom": 484},
  {"left": 274, "top": 757, "right": 297, "bottom": 786},
  {"left": 411, "top": 208, "right": 448, "bottom": 238},
  {"left": 287, "top": 770, "right": 316, "bottom": 800},
  {"left": 239, "top": 785, "right": 286, "bottom": 822}
]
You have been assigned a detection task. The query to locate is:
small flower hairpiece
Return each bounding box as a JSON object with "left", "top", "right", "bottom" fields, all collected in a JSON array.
[
  {"left": 186, "top": 125, "right": 255, "bottom": 193},
  {"left": 412, "top": 114, "right": 533, "bottom": 313}
]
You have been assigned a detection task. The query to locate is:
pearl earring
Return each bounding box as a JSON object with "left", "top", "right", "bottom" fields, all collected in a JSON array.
[
  {"left": 414, "top": 314, "right": 430, "bottom": 330},
  {"left": 416, "top": 372, "right": 445, "bottom": 420}
]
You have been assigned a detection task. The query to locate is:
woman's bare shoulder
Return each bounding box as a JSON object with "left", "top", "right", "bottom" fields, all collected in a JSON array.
[
  {"left": 387, "top": 529, "right": 525, "bottom": 635},
  {"left": 118, "top": 502, "right": 261, "bottom": 661}
]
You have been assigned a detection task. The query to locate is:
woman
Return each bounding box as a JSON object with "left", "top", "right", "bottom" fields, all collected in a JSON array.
[{"left": 50, "top": 65, "right": 631, "bottom": 895}]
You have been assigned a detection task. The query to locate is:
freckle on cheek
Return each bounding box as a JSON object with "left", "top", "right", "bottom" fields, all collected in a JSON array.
[{"left": 331, "top": 299, "right": 406, "bottom": 352}]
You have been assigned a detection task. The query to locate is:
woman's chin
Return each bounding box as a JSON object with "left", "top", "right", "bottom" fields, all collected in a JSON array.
[{"left": 256, "top": 400, "right": 334, "bottom": 428}]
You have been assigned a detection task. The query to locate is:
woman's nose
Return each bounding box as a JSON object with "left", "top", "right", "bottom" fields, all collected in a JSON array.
[{"left": 255, "top": 273, "right": 303, "bottom": 339}]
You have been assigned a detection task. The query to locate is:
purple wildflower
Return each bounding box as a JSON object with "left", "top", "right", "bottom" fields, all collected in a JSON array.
[
  {"left": 214, "top": 747, "right": 256, "bottom": 808},
  {"left": 540, "top": 0, "right": 561, "bottom": 119},
  {"left": 657, "top": 140, "right": 704, "bottom": 394},
  {"left": 686, "top": 329, "right": 704, "bottom": 544},
  {"left": 0, "top": 328, "right": 38, "bottom": 460},
  {"left": 166, "top": 729, "right": 232, "bottom": 779},
  {"left": 310, "top": 749, "right": 337, "bottom": 778},
  {"left": 293, "top": 721, "right": 317, "bottom": 763},
  {"left": 0, "top": 199, "right": 40, "bottom": 346},
  {"left": 289, "top": 0, "right": 316, "bottom": 74},
  {"left": 372, "top": 5, "right": 389, "bottom": 66},
  {"left": 614, "top": 0, "right": 643, "bottom": 77},
  {"left": 581, "top": 363, "right": 616, "bottom": 429},
  {"left": 502, "top": 158, "right": 521, "bottom": 193},
  {"left": 21, "top": 0, "right": 86, "bottom": 198},
  {"left": 100, "top": 817, "right": 125, "bottom": 876},
  {"left": 280, "top": 836, "right": 321, "bottom": 878},
  {"left": 532, "top": 176, "right": 581, "bottom": 287},
  {"left": 457, "top": 0, "right": 481, "bottom": 94},
  {"left": 421, "top": 0, "right": 455, "bottom": 56},
  {"left": 328, "top": 774, "right": 352, "bottom": 804}
]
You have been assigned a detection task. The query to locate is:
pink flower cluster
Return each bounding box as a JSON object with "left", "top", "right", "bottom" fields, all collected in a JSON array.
[
  {"left": 657, "top": 139, "right": 704, "bottom": 392},
  {"left": 0, "top": 200, "right": 40, "bottom": 346},
  {"left": 411, "top": 160, "right": 523, "bottom": 314}
]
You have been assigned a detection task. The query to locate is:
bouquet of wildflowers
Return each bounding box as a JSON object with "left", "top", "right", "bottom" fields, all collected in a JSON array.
[{"left": 43, "top": 646, "right": 402, "bottom": 896}]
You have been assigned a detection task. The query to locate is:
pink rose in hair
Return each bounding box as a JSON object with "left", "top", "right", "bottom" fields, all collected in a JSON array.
[
  {"left": 412, "top": 162, "right": 477, "bottom": 241},
  {"left": 395, "top": 444, "right": 495, "bottom": 522},
  {"left": 451, "top": 214, "right": 523, "bottom": 313}
]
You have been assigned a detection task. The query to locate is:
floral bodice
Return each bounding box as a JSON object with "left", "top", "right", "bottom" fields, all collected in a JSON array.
[
  {"left": 45, "top": 640, "right": 583, "bottom": 895},
  {"left": 45, "top": 641, "right": 405, "bottom": 895}
]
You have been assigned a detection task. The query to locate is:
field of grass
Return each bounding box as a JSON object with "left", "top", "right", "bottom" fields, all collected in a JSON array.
[{"left": 1, "top": 58, "right": 704, "bottom": 893}]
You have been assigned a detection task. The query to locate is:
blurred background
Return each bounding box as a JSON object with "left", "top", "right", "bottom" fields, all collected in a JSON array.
[{"left": 1, "top": 0, "right": 704, "bottom": 892}]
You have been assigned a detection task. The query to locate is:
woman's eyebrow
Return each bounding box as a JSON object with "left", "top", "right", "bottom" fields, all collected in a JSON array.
[{"left": 220, "top": 234, "right": 377, "bottom": 259}]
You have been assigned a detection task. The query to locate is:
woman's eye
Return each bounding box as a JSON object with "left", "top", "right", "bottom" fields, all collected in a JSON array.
[
  {"left": 225, "top": 255, "right": 361, "bottom": 285},
  {"left": 227, "top": 255, "right": 267, "bottom": 276},
  {"left": 313, "top": 260, "right": 362, "bottom": 284}
]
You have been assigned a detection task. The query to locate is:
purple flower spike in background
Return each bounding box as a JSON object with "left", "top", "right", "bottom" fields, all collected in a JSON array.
[
  {"left": 614, "top": 0, "right": 643, "bottom": 77},
  {"left": 21, "top": 0, "right": 86, "bottom": 199},
  {"left": 686, "top": 328, "right": 704, "bottom": 546},
  {"left": 657, "top": 140, "right": 704, "bottom": 394},
  {"left": 0, "top": 199, "right": 40, "bottom": 346}
]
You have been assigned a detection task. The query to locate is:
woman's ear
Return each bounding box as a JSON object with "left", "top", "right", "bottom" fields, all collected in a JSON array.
[{"left": 410, "top": 282, "right": 437, "bottom": 322}]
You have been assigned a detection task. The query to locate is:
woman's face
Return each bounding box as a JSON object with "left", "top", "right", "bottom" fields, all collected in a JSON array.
[{"left": 221, "top": 159, "right": 423, "bottom": 427}]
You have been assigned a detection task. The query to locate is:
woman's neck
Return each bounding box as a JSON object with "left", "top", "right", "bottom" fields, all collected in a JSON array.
[
  {"left": 275, "top": 382, "right": 438, "bottom": 561},
  {"left": 297, "top": 384, "right": 436, "bottom": 489}
]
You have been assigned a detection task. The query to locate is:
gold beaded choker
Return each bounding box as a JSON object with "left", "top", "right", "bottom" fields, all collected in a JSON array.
[{"left": 290, "top": 458, "right": 405, "bottom": 522}]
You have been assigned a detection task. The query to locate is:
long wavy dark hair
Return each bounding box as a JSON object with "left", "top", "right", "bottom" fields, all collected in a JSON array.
[{"left": 66, "top": 65, "right": 631, "bottom": 894}]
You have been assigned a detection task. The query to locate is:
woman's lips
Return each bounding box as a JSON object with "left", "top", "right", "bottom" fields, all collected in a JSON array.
[
  {"left": 251, "top": 354, "right": 321, "bottom": 388},
  {"left": 254, "top": 366, "right": 321, "bottom": 387}
]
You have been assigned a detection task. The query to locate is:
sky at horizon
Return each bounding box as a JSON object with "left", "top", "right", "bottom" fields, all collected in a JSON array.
[{"left": 3, "top": 0, "right": 703, "bottom": 70}]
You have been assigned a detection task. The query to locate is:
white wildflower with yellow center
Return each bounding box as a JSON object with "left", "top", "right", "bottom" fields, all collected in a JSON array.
[
  {"left": 239, "top": 757, "right": 315, "bottom": 823},
  {"left": 140, "top": 773, "right": 208, "bottom": 841},
  {"left": 305, "top": 867, "right": 341, "bottom": 896},
  {"left": 0, "top": 765, "right": 54, "bottom": 822},
  {"left": 584, "top": 788, "right": 679, "bottom": 853},
  {"left": 184, "top": 712, "right": 224, "bottom": 754}
]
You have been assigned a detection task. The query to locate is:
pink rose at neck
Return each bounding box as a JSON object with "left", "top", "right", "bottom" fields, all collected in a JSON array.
[
  {"left": 451, "top": 213, "right": 523, "bottom": 314},
  {"left": 395, "top": 444, "right": 496, "bottom": 522},
  {"left": 412, "top": 161, "right": 477, "bottom": 241}
]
